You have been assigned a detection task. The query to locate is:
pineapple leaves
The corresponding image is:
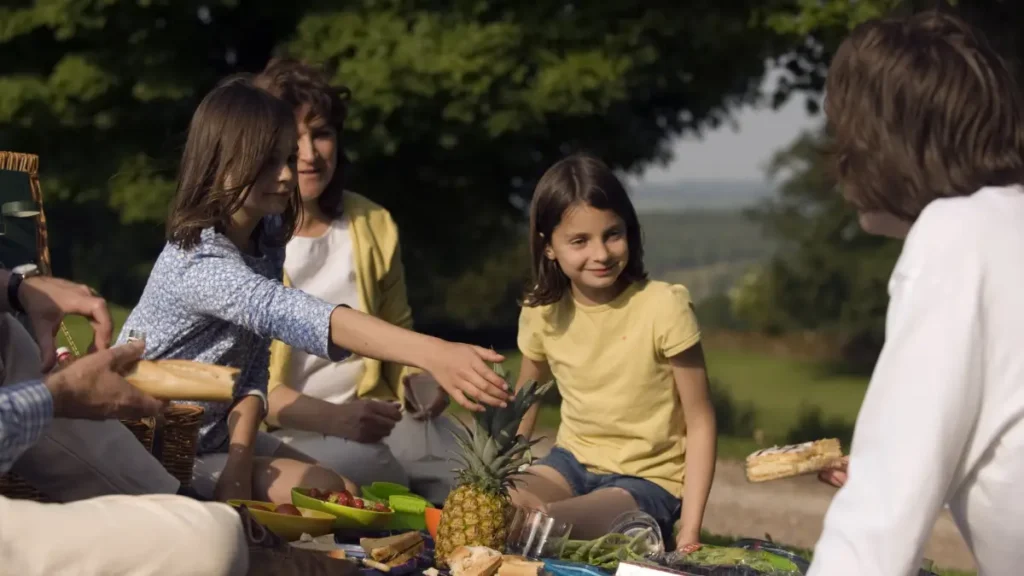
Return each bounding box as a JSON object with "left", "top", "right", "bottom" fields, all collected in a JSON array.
[{"left": 446, "top": 374, "right": 556, "bottom": 499}]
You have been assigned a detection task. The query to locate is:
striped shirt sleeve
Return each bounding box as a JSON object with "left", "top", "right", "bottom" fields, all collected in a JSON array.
[{"left": 0, "top": 380, "right": 53, "bottom": 475}]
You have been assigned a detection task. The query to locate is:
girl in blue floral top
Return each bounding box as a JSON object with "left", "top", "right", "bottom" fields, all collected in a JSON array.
[{"left": 118, "top": 76, "right": 511, "bottom": 503}]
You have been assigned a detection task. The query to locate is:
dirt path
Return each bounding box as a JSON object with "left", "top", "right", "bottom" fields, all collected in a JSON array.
[{"left": 530, "top": 434, "right": 977, "bottom": 572}]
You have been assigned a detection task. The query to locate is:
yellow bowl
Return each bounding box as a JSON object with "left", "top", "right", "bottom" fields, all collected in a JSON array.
[
  {"left": 228, "top": 499, "right": 335, "bottom": 542},
  {"left": 292, "top": 488, "right": 393, "bottom": 529}
]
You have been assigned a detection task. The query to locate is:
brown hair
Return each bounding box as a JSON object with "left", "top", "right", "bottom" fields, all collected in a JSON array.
[
  {"left": 254, "top": 58, "right": 353, "bottom": 218},
  {"left": 167, "top": 74, "right": 300, "bottom": 249},
  {"left": 825, "top": 10, "right": 1024, "bottom": 222},
  {"left": 523, "top": 154, "right": 647, "bottom": 307}
]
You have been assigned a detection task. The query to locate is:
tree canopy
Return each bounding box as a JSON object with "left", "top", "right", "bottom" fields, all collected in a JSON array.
[{"left": 1, "top": 1, "right": 808, "bottom": 320}]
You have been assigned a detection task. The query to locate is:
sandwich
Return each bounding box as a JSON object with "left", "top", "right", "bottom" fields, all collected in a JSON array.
[
  {"left": 125, "top": 359, "right": 238, "bottom": 402},
  {"left": 448, "top": 546, "right": 502, "bottom": 576},
  {"left": 744, "top": 438, "right": 844, "bottom": 482},
  {"left": 359, "top": 532, "right": 425, "bottom": 570}
]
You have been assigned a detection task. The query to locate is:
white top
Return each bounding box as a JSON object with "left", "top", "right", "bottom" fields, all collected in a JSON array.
[
  {"left": 809, "top": 186, "right": 1024, "bottom": 576},
  {"left": 283, "top": 218, "right": 366, "bottom": 405}
]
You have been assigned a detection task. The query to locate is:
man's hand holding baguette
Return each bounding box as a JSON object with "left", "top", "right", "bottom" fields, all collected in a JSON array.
[
  {"left": 0, "top": 269, "right": 165, "bottom": 421},
  {"left": 45, "top": 339, "right": 165, "bottom": 420}
]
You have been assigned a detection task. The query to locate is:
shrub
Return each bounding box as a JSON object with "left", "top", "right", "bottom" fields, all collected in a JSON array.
[
  {"left": 709, "top": 379, "right": 757, "bottom": 438},
  {"left": 785, "top": 405, "right": 854, "bottom": 449}
]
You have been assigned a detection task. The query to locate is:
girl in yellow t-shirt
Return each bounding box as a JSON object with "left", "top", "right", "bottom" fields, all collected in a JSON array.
[{"left": 510, "top": 154, "right": 716, "bottom": 552}]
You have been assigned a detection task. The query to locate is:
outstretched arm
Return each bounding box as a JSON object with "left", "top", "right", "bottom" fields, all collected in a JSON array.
[{"left": 178, "top": 243, "right": 510, "bottom": 410}]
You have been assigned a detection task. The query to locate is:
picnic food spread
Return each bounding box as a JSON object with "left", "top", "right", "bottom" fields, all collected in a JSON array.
[
  {"left": 743, "top": 439, "right": 843, "bottom": 483},
  {"left": 224, "top": 365, "right": 834, "bottom": 576}
]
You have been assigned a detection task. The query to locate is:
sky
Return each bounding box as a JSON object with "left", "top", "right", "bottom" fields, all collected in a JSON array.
[{"left": 637, "top": 72, "right": 823, "bottom": 184}]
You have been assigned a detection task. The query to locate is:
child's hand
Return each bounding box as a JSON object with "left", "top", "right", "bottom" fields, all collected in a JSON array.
[
  {"left": 422, "top": 343, "right": 511, "bottom": 411},
  {"left": 675, "top": 532, "right": 702, "bottom": 555},
  {"left": 817, "top": 456, "right": 849, "bottom": 488}
]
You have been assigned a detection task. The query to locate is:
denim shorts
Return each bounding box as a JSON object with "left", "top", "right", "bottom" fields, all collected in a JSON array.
[{"left": 534, "top": 447, "right": 681, "bottom": 540}]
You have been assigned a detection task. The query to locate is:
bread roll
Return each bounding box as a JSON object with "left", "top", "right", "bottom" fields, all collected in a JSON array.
[
  {"left": 449, "top": 546, "right": 502, "bottom": 576},
  {"left": 125, "top": 359, "right": 238, "bottom": 402}
]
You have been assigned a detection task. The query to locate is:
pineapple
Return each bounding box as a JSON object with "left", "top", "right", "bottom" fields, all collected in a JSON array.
[{"left": 434, "top": 364, "right": 553, "bottom": 568}]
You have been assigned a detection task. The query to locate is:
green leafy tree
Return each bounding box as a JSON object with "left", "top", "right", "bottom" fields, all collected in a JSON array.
[
  {"left": 0, "top": 0, "right": 807, "bottom": 323},
  {"left": 0, "top": 0, "right": 303, "bottom": 302},
  {"left": 734, "top": 0, "right": 1022, "bottom": 367},
  {"left": 734, "top": 129, "right": 901, "bottom": 367}
]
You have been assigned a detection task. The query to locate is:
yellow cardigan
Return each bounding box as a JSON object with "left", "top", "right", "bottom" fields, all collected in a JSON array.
[{"left": 268, "top": 191, "right": 418, "bottom": 404}]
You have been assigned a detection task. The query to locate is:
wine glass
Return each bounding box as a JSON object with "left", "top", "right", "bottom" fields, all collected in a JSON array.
[{"left": 406, "top": 374, "right": 445, "bottom": 462}]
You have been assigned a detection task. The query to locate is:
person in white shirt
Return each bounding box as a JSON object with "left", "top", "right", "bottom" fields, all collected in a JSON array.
[
  {"left": 253, "top": 59, "right": 465, "bottom": 503},
  {"left": 808, "top": 9, "right": 1024, "bottom": 576}
]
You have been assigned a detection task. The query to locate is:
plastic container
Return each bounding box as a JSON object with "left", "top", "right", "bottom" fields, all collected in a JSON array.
[
  {"left": 732, "top": 540, "right": 809, "bottom": 573},
  {"left": 608, "top": 510, "right": 664, "bottom": 559},
  {"left": 424, "top": 507, "right": 442, "bottom": 540},
  {"left": 665, "top": 545, "right": 802, "bottom": 576},
  {"left": 361, "top": 481, "right": 411, "bottom": 501},
  {"left": 360, "top": 482, "right": 433, "bottom": 531}
]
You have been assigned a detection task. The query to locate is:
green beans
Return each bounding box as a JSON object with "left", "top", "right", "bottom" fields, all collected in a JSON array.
[{"left": 556, "top": 529, "right": 654, "bottom": 570}]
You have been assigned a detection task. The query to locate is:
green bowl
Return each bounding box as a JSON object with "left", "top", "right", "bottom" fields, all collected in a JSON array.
[
  {"left": 360, "top": 482, "right": 412, "bottom": 503},
  {"left": 227, "top": 499, "right": 335, "bottom": 541},
  {"left": 291, "top": 487, "right": 393, "bottom": 530}
]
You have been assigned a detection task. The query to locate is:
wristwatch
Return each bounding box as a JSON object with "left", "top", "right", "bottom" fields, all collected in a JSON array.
[{"left": 7, "top": 263, "right": 40, "bottom": 314}]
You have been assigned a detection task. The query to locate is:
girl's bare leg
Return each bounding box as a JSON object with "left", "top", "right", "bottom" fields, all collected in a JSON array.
[
  {"left": 545, "top": 488, "right": 640, "bottom": 540},
  {"left": 509, "top": 465, "right": 575, "bottom": 511},
  {"left": 251, "top": 456, "right": 357, "bottom": 504}
]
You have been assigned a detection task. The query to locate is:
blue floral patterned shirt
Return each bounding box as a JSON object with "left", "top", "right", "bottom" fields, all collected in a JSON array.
[{"left": 117, "top": 220, "right": 342, "bottom": 454}]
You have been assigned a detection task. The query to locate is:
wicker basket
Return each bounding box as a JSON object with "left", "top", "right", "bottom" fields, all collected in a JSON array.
[
  {"left": 121, "top": 417, "right": 157, "bottom": 452},
  {"left": 152, "top": 404, "right": 205, "bottom": 489},
  {"left": 0, "top": 405, "right": 205, "bottom": 501}
]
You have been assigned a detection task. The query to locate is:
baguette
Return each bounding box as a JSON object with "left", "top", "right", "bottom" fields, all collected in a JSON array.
[
  {"left": 360, "top": 532, "right": 424, "bottom": 565},
  {"left": 745, "top": 438, "right": 844, "bottom": 482},
  {"left": 125, "top": 359, "right": 238, "bottom": 402}
]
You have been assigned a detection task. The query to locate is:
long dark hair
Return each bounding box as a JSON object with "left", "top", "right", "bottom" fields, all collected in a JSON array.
[
  {"left": 255, "top": 58, "right": 353, "bottom": 219},
  {"left": 167, "top": 74, "right": 301, "bottom": 249},
  {"left": 523, "top": 154, "right": 647, "bottom": 307}
]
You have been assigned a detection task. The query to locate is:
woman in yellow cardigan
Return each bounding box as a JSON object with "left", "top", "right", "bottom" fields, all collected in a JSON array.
[{"left": 256, "top": 60, "right": 458, "bottom": 502}]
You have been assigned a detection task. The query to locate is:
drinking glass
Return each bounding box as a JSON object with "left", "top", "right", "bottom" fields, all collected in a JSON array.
[
  {"left": 505, "top": 508, "right": 573, "bottom": 559},
  {"left": 406, "top": 375, "right": 444, "bottom": 462}
]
